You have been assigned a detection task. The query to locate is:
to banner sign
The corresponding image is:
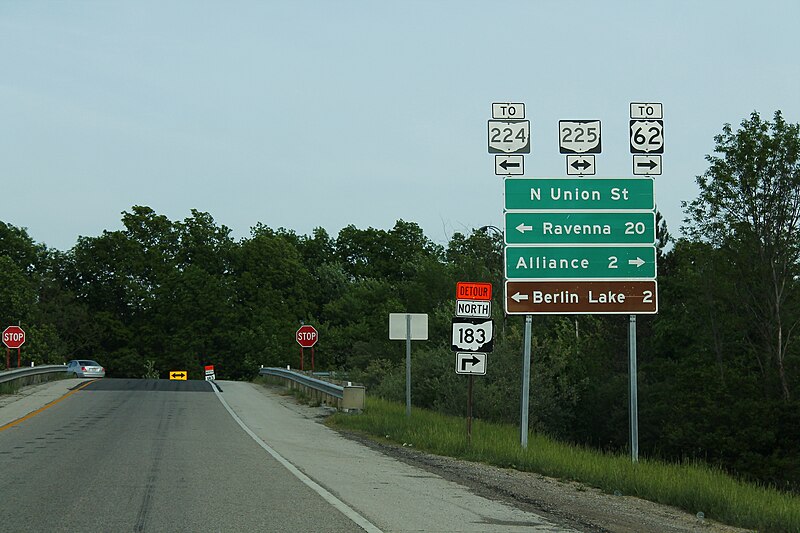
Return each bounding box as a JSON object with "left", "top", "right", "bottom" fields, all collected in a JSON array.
[{"left": 2, "top": 326, "right": 25, "bottom": 349}]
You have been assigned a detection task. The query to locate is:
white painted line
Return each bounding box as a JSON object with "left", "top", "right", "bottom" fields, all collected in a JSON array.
[{"left": 211, "top": 383, "right": 383, "bottom": 533}]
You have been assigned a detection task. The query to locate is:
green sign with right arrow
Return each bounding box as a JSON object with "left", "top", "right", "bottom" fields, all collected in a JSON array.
[{"left": 505, "top": 245, "right": 656, "bottom": 279}]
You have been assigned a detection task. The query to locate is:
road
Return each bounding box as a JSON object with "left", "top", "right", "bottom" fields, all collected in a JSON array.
[{"left": 0, "top": 378, "right": 575, "bottom": 532}]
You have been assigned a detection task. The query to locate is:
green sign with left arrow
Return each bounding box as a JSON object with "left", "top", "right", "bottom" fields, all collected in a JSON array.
[{"left": 504, "top": 212, "right": 656, "bottom": 245}]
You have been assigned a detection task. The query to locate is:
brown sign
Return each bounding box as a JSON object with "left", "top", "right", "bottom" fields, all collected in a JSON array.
[{"left": 505, "top": 280, "right": 657, "bottom": 315}]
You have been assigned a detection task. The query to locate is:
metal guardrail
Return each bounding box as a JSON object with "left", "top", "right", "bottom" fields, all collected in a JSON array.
[
  {"left": 0, "top": 365, "right": 67, "bottom": 386},
  {"left": 259, "top": 367, "right": 364, "bottom": 411}
]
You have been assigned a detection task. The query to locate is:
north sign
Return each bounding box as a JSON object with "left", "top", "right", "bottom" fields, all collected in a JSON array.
[
  {"left": 505, "top": 280, "right": 657, "bottom": 315},
  {"left": 455, "top": 353, "right": 487, "bottom": 375},
  {"left": 505, "top": 178, "right": 654, "bottom": 211},
  {"left": 505, "top": 245, "right": 656, "bottom": 279},
  {"left": 504, "top": 212, "right": 656, "bottom": 245},
  {"left": 455, "top": 299, "right": 492, "bottom": 318},
  {"left": 488, "top": 120, "right": 530, "bottom": 154}
]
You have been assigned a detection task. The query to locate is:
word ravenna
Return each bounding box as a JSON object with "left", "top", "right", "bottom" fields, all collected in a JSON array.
[{"left": 542, "top": 223, "right": 611, "bottom": 235}]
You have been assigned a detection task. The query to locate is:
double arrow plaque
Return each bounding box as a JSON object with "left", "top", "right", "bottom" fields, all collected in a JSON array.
[{"left": 503, "top": 177, "right": 657, "bottom": 314}]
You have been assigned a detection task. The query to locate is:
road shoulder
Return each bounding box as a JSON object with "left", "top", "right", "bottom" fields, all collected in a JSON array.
[{"left": 0, "top": 378, "right": 88, "bottom": 427}]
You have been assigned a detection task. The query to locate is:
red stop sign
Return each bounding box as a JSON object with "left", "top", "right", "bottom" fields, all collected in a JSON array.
[
  {"left": 296, "top": 325, "right": 318, "bottom": 348},
  {"left": 2, "top": 326, "right": 26, "bottom": 349}
]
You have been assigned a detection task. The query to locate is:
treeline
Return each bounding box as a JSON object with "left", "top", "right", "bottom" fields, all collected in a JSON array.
[{"left": 1, "top": 111, "right": 798, "bottom": 491}]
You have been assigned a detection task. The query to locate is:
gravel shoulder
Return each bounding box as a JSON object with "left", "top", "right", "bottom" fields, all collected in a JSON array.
[{"left": 332, "top": 429, "right": 752, "bottom": 533}]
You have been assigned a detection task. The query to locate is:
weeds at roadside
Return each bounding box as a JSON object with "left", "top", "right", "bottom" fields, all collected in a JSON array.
[{"left": 327, "top": 396, "right": 800, "bottom": 533}]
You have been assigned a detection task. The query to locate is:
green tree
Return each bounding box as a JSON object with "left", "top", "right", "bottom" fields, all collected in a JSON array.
[{"left": 683, "top": 111, "right": 800, "bottom": 401}]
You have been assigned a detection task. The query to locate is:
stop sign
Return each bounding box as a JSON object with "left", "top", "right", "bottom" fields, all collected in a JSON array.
[
  {"left": 296, "top": 325, "right": 318, "bottom": 348},
  {"left": 2, "top": 326, "right": 25, "bottom": 349}
]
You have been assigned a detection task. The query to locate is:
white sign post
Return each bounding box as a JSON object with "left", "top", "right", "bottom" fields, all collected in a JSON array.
[{"left": 389, "top": 313, "right": 428, "bottom": 417}]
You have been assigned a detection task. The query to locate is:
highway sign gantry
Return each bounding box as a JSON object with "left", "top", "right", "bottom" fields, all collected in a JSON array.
[
  {"left": 505, "top": 177, "right": 654, "bottom": 211},
  {"left": 505, "top": 245, "right": 656, "bottom": 280},
  {"left": 505, "top": 280, "right": 657, "bottom": 314},
  {"left": 504, "top": 211, "right": 656, "bottom": 245}
]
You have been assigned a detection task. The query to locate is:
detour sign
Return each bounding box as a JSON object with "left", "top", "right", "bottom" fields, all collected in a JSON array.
[{"left": 456, "top": 282, "right": 492, "bottom": 301}]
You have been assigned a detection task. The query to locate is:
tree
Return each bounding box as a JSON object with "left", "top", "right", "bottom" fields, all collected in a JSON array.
[{"left": 683, "top": 111, "right": 800, "bottom": 401}]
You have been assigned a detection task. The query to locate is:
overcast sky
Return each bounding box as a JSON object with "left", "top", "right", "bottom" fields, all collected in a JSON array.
[{"left": 2, "top": 1, "right": 799, "bottom": 251}]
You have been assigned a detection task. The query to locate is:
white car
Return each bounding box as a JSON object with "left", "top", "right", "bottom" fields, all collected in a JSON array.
[{"left": 66, "top": 359, "right": 105, "bottom": 378}]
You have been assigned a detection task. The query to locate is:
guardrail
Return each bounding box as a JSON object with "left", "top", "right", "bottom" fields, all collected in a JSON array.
[
  {"left": 0, "top": 365, "right": 68, "bottom": 388},
  {"left": 259, "top": 367, "right": 365, "bottom": 411}
]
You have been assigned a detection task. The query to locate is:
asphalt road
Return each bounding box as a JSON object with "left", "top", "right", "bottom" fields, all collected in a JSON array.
[
  {"left": 0, "top": 379, "right": 362, "bottom": 532},
  {"left": 0, "top": 378, "right": 576, "bottom": 533}
]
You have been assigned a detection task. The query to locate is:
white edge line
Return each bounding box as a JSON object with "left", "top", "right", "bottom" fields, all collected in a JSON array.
[{"left": 210, "top": 381, "right": 383, "bottom": 533}]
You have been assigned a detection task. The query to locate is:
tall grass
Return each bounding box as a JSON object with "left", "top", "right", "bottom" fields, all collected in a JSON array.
[{"left": 328, "top": 397, "right": 800, "bottom": 532}]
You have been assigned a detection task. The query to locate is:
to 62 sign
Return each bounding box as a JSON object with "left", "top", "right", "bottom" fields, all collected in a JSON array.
[
  {"left": 630, "top": 120, "right": 664, "bottom": 153},
  {"left": 451, "top": 318, "right": 494, "bottom": 353},
  {"left": 488, "top": 120, "right": 530, "bottom": 154}
]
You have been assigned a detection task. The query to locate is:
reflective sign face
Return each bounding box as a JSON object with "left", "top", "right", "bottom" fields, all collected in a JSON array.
[
  {"left": 559, "top": 120, "right": 601, "bottom": 154},
  {"left": 488, "top": 120, "right": 530, "bottom": 154},
  {"left": 451, "top": 318, "right": 494, "bottom": 352}
]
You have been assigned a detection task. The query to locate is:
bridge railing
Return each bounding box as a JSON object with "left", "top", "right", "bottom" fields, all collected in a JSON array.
[
  {"left": 258, "top": 367, "right": 365, "bottom": 411},
  {"left": 0, "top": 365, "right": 68, "bottom": 389}
]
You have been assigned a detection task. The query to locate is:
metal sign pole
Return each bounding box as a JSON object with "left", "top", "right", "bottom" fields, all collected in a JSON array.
[
  {"left": 311, "top": 346, "right": 315, "bottom": 373},
  {"left": 521, "top": 314, "right": 532, "bottom": 448},
  {"left": 406, "top": 314, "right": 412, "bottom": 417},
  {"left": 5, "top": 348, "right": 9, "bottom": 370},
  {"left": 300, "top": 347, "right": 304, "bottom": 371},
  {"left": 467, "top": 375, "right": 474, "bottom": 445},
  {"left": 629, "top": 314, "right": 639, "bottom": 463}
]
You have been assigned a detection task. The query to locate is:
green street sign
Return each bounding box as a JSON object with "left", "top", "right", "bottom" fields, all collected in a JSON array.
[
  {"left": 505, "top": 177, "right": 654, "bottom": 211},
  {"left": 505, "top": 245, "right": 657, "bottom": 279},
  {"left": 505, "top": 212, "right": 656, "bottom": 245}
]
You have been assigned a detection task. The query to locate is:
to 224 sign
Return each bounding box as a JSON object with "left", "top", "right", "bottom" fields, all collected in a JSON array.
[{"left": 488, "top": 120, "right": 530, "bottom": 154}]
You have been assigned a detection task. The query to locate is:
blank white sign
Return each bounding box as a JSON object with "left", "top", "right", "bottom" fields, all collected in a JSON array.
[{"left": 388, "top": 313, "right": 429, "bottom": 340}]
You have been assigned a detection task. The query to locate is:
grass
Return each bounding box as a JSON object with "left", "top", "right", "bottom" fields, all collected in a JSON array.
[{"left": 327, "top": 396, "right": 800, "bottom": 533}]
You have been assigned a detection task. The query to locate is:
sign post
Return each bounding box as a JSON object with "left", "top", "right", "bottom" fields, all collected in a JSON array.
[
  {"left": 296, "top": 325, "right": 319, "bottom": 372},
  {"left": 2, "top": 326, "right": 25, "bottom": 369},
  {"left": 389, "top": 313, "right": 429, "bottom": 417}
]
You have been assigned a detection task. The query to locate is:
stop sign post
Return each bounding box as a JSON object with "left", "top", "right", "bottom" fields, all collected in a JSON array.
[
  {"left": 3, "top": 325, "right": 25, "bottom": 369},
  {"left": 296, "top": 325, "right": 318, "bottom": 372}
]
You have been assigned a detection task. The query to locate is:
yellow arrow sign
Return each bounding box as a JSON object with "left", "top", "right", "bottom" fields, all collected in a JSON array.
[{"left": 169, "top": 371, "right": 187, "bottom": 380}]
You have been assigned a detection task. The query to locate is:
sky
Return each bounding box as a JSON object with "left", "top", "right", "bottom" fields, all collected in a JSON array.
[{"left": 1, "top": 1, "right": 799, "bottom": 251}]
